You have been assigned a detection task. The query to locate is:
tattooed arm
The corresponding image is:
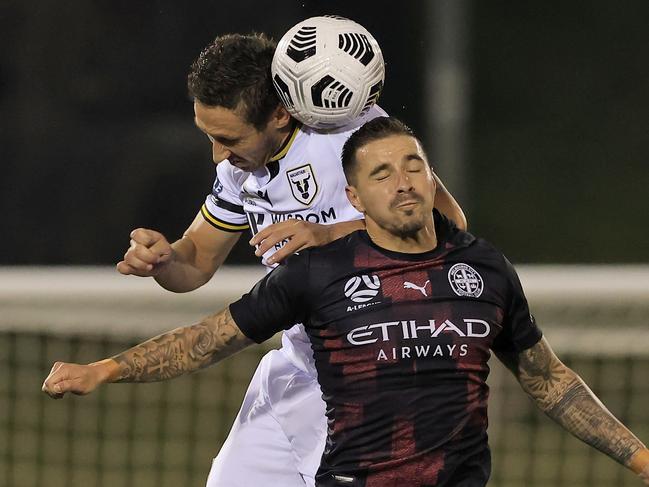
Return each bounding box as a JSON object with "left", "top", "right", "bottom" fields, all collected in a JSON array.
[
  {"left": 496, "top": 337, "right": 649, "bottom": 483},
  {"left": 42, "top": 307, "right": 253, "bottom": 397}
]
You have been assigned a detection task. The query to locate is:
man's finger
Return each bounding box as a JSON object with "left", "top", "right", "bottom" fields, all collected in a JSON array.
[
  {"left": 249, "top": 220, "right": 294, "bottom": 246},
  {"left": 123, "top": 252, "right": 154, "bottom": 272},
  {"left": 116, "top": 261, "right": 151, "bottom": 277},
  {"left": 131, "top": 244, "right": 160, "bottom": 265},
  {"left": 48, "top": 361, "right": 64, "bottom": 376},
  {"left": 266, "top": 238, "right": 308, "bottom": 264},
  {"left": 116, "top": 261, "right": 134, "bottom": 275},
  {"left": 254, "top": 230, "right": 295, "bottom": 257},
  {"left": 130, "top": 228, "right": 163, "bottom": 247},
  {"left": 55, "top": 378, "right": 84, "bottom": 395},
  {"left": 42, "top": 385, "right": 64, "bottom": 399},
  {"left": 44, "top": 377, "right": 75, "bottom": 397},
  {"left": 42, "top": 366, "right": 68, "bottom": 398},
  {"left": 148, "top": 238, "right": 172, "bottom": 261}
]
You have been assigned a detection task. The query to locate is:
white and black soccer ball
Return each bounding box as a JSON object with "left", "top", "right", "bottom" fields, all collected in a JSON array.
[{"left": 272, "top": 16, "right": 385, "bottom": 130}]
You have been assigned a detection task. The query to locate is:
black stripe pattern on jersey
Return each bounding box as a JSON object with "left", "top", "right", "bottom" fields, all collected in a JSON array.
[{"left": 200, "top": 205, "right": 249, "bottom": 233}]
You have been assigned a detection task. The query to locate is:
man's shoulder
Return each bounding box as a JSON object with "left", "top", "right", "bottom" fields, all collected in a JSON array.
[
  {"left": 451, "top": 230, "right": 515, "bottom": 282},
  {"left": 291, "top": 231, "right": 362, "bottom": 272},
  {"left": 215, "top": 159, "right": 249, "bottom": 186},
  {"left": 309, "top": 230, "right": 362, "bottom": 255}
]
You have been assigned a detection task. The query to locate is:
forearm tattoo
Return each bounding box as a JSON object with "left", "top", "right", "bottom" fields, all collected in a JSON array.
[
  {"left": 111, "top": 308, "right": 252, "bottom": 382},
  {"left": 513, "top": 338, "right": 645, "bottom": 467}
]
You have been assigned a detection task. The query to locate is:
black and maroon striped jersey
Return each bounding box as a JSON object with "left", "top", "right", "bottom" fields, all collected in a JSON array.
[{"left": 229, "top": 211, "right": 542, "bottom": 487}]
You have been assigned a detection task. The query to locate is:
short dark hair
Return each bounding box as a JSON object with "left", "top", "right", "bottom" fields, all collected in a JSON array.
[
  {"left": 187, "top": 33, "right": 279, "bottom": 130},
  {"left": 341, "top": 116, "right": 417, "bottom": 184}
]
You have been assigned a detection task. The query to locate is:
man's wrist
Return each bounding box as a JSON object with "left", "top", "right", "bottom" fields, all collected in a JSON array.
[
  {"left": 629, "top": 448, "right": 649, "bottom": 475},
  {"left": 330, "top": 219, "right": 365, "bottom": 241},
  {"left": 89, "top": 359, "right": 120, "bottom": 383},
  {"left": 153, "top": 249, "right": 182, "bottom": 287}
]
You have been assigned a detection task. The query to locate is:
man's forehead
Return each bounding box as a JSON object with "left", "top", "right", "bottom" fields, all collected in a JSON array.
[
  {"left": 193, "top": 101, "right": 251, "bottom": 136},
  {"left": 357, "top": 135, "right": 425, "bottom": 162}
]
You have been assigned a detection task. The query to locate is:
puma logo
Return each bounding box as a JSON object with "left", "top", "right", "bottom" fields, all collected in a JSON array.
[{"left": 403, "top": 280, "right": 430, "bottom": 297}]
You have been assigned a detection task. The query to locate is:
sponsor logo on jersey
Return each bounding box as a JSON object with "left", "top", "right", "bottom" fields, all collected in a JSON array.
[
  {"left": 270, "top": 207, "right": 337, "bottom": 224},
  {"left": 344, "top": 274, "right": 381, "bottom": 303},
  {"left": 287, "top": 164, "right": 318, "bottom": 205},
  {"left": 448, "top": 263, "right": 484, "bottom": 298},
  {"left": 346, "top": 318, "right": 491, "bottom": 345},
  {"left": 346, "top": 318, "right": 492, "bottom": 362},
  {"left": 403, "top": 280, "right": 430, "bottom": 297}
]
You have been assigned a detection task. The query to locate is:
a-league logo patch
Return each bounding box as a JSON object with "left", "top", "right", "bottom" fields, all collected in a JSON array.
[
  {"left": 287, "top": 164, "right": 318, "bottom": 205},
  {"left": 448, "top": 263, "right": 484, "bottom": 298},
  {"left": 344, "top": 274, "right": 381, "bottom": 303}
]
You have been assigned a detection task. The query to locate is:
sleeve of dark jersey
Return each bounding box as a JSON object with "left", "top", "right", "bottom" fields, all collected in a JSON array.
[
  {"left": 228, "top": 253, "right": 309, "bottom": 343},
  {"left": 491, "top": 257, "right": 543, "bottom": 353}
]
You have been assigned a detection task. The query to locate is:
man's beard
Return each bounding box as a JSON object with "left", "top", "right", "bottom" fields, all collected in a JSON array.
[
  {"left": 388, "top": 214, "right": 425, "bottom": 239},
  {"left": 388, "top": 192, "right": 425, "bottom": 238}
]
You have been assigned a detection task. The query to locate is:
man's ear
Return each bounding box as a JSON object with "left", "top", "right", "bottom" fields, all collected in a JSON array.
[
  {"left": 271, "top": 104, "right": 292, "bottom": 129},
  {"left": 345, "top": 185, "right": 365, "bottom": 214},
  {"left": 429, "top": 169, "right": 438, "bottom": 192}
]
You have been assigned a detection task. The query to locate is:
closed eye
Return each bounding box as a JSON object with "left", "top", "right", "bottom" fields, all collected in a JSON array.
[
  {"left": 206, "top": 133, "right": 239, "bottom": 146},
  {"left": 404, "top": 157, "right": 426, "bottom": 173},
  {"left": 215, "top": 136, "right": 239, "bottom": 146}
]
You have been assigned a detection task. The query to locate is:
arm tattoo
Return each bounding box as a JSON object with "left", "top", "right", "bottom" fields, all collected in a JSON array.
[
  {"left": 111, "top": 307, "right": 253, "bottom": 382},
  {"left": 504, "top": 338, "right": 646, "bottom": 468}
]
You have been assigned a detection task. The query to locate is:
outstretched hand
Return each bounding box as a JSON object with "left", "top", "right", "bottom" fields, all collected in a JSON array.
[
  {"left": 249, "top": 220, "right": 333, "bottom": 264},
  {"left": 116, "top": 228, "right": 173, "bottom": 277}
]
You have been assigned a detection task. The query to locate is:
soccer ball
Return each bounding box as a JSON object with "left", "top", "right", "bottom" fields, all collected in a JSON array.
[{"left": 272, "top": 16, "right": 385, "bottom": 130}]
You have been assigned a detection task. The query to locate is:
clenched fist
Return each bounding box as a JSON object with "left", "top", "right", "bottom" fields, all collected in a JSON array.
[
  {"left": 41, "top": 361, "right": 114, "bottom": 399},
  {"left": 117, "top": 228, "right": 173, "bottom": 277}
]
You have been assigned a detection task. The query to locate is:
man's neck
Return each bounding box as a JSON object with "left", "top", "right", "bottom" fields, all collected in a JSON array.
[
  {"left": 267, "top": 119, "right": 296, "bottom": 164},
  {"left": 365, "top": 219, "right": 438, "bottom": 254}
]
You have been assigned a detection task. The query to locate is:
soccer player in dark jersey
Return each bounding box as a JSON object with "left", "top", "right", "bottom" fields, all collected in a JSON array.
[{"left": 43, "top": 117, "right": 649, "bottom": 486}]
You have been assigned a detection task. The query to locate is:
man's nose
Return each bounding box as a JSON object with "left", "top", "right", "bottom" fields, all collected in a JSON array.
[
  {"left": 396, "top": 169, "right": 414, "bottom": 192},
  {"left": 212, "top": 142, "right": 232, "bottom": 164}
]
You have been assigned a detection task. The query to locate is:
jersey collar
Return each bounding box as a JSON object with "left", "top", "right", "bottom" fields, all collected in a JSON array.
[{"left": 269, "top": 121, "right": 301, "bottom": 162}]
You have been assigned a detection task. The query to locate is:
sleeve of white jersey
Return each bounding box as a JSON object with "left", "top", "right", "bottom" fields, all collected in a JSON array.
[{"left": 200, "top": 162, "right": 249, "bottom": 233}]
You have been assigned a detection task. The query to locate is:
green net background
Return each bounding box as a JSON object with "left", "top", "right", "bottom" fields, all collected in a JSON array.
[
  {"left": 2, "top": 266, "right": 648, "bottom": 486},
  {"left": 1, "top": 333, "right": 276, "bottom": 487}
]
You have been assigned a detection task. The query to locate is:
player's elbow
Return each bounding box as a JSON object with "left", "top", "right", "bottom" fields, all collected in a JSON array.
[
  {"left": 525, "top": 366, "right": 583, "bottom": 413},
  {"left": 155, "top": 268, "right": 216, "bottom": 293}
]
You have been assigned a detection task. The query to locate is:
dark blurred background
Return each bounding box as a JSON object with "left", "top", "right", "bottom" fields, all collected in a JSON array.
[{"left": 1, "top": 0, "right": 647, "bottom": 265}]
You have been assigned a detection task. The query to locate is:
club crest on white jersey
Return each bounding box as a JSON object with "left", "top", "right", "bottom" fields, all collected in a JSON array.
[
  {"left": 287, "top": 164, "right": 318, "bottom": 205},
  {"left": 448, "top": 263, "right": 484, "bottom": 298}
]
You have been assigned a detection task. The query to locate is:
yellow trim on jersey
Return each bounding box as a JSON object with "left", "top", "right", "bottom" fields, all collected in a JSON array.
[
  {"left": 201, "top": 204, "right": 249, "bottom": 232},
  {"left": 269, "top": 122, "right": 301, "bottom": 162}
]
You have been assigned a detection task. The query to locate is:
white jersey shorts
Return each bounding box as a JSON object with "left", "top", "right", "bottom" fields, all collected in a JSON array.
[{"left": 206, "top": 334, "right": 326, "bottom": 487}]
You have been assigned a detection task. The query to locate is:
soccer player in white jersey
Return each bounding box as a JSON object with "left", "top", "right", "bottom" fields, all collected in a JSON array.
[{"left": 116, "top": 33, "right": 466, "bottom": 486}]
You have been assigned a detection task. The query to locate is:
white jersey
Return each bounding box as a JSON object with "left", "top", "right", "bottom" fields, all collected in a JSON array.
[{"left": 201, "top": 105, "right": 387, "bottom": 373}]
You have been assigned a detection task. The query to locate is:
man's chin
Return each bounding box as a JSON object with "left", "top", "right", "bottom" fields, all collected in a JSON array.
[{"left": 391, "top": 220, "right": 425, "bottom": 239}]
